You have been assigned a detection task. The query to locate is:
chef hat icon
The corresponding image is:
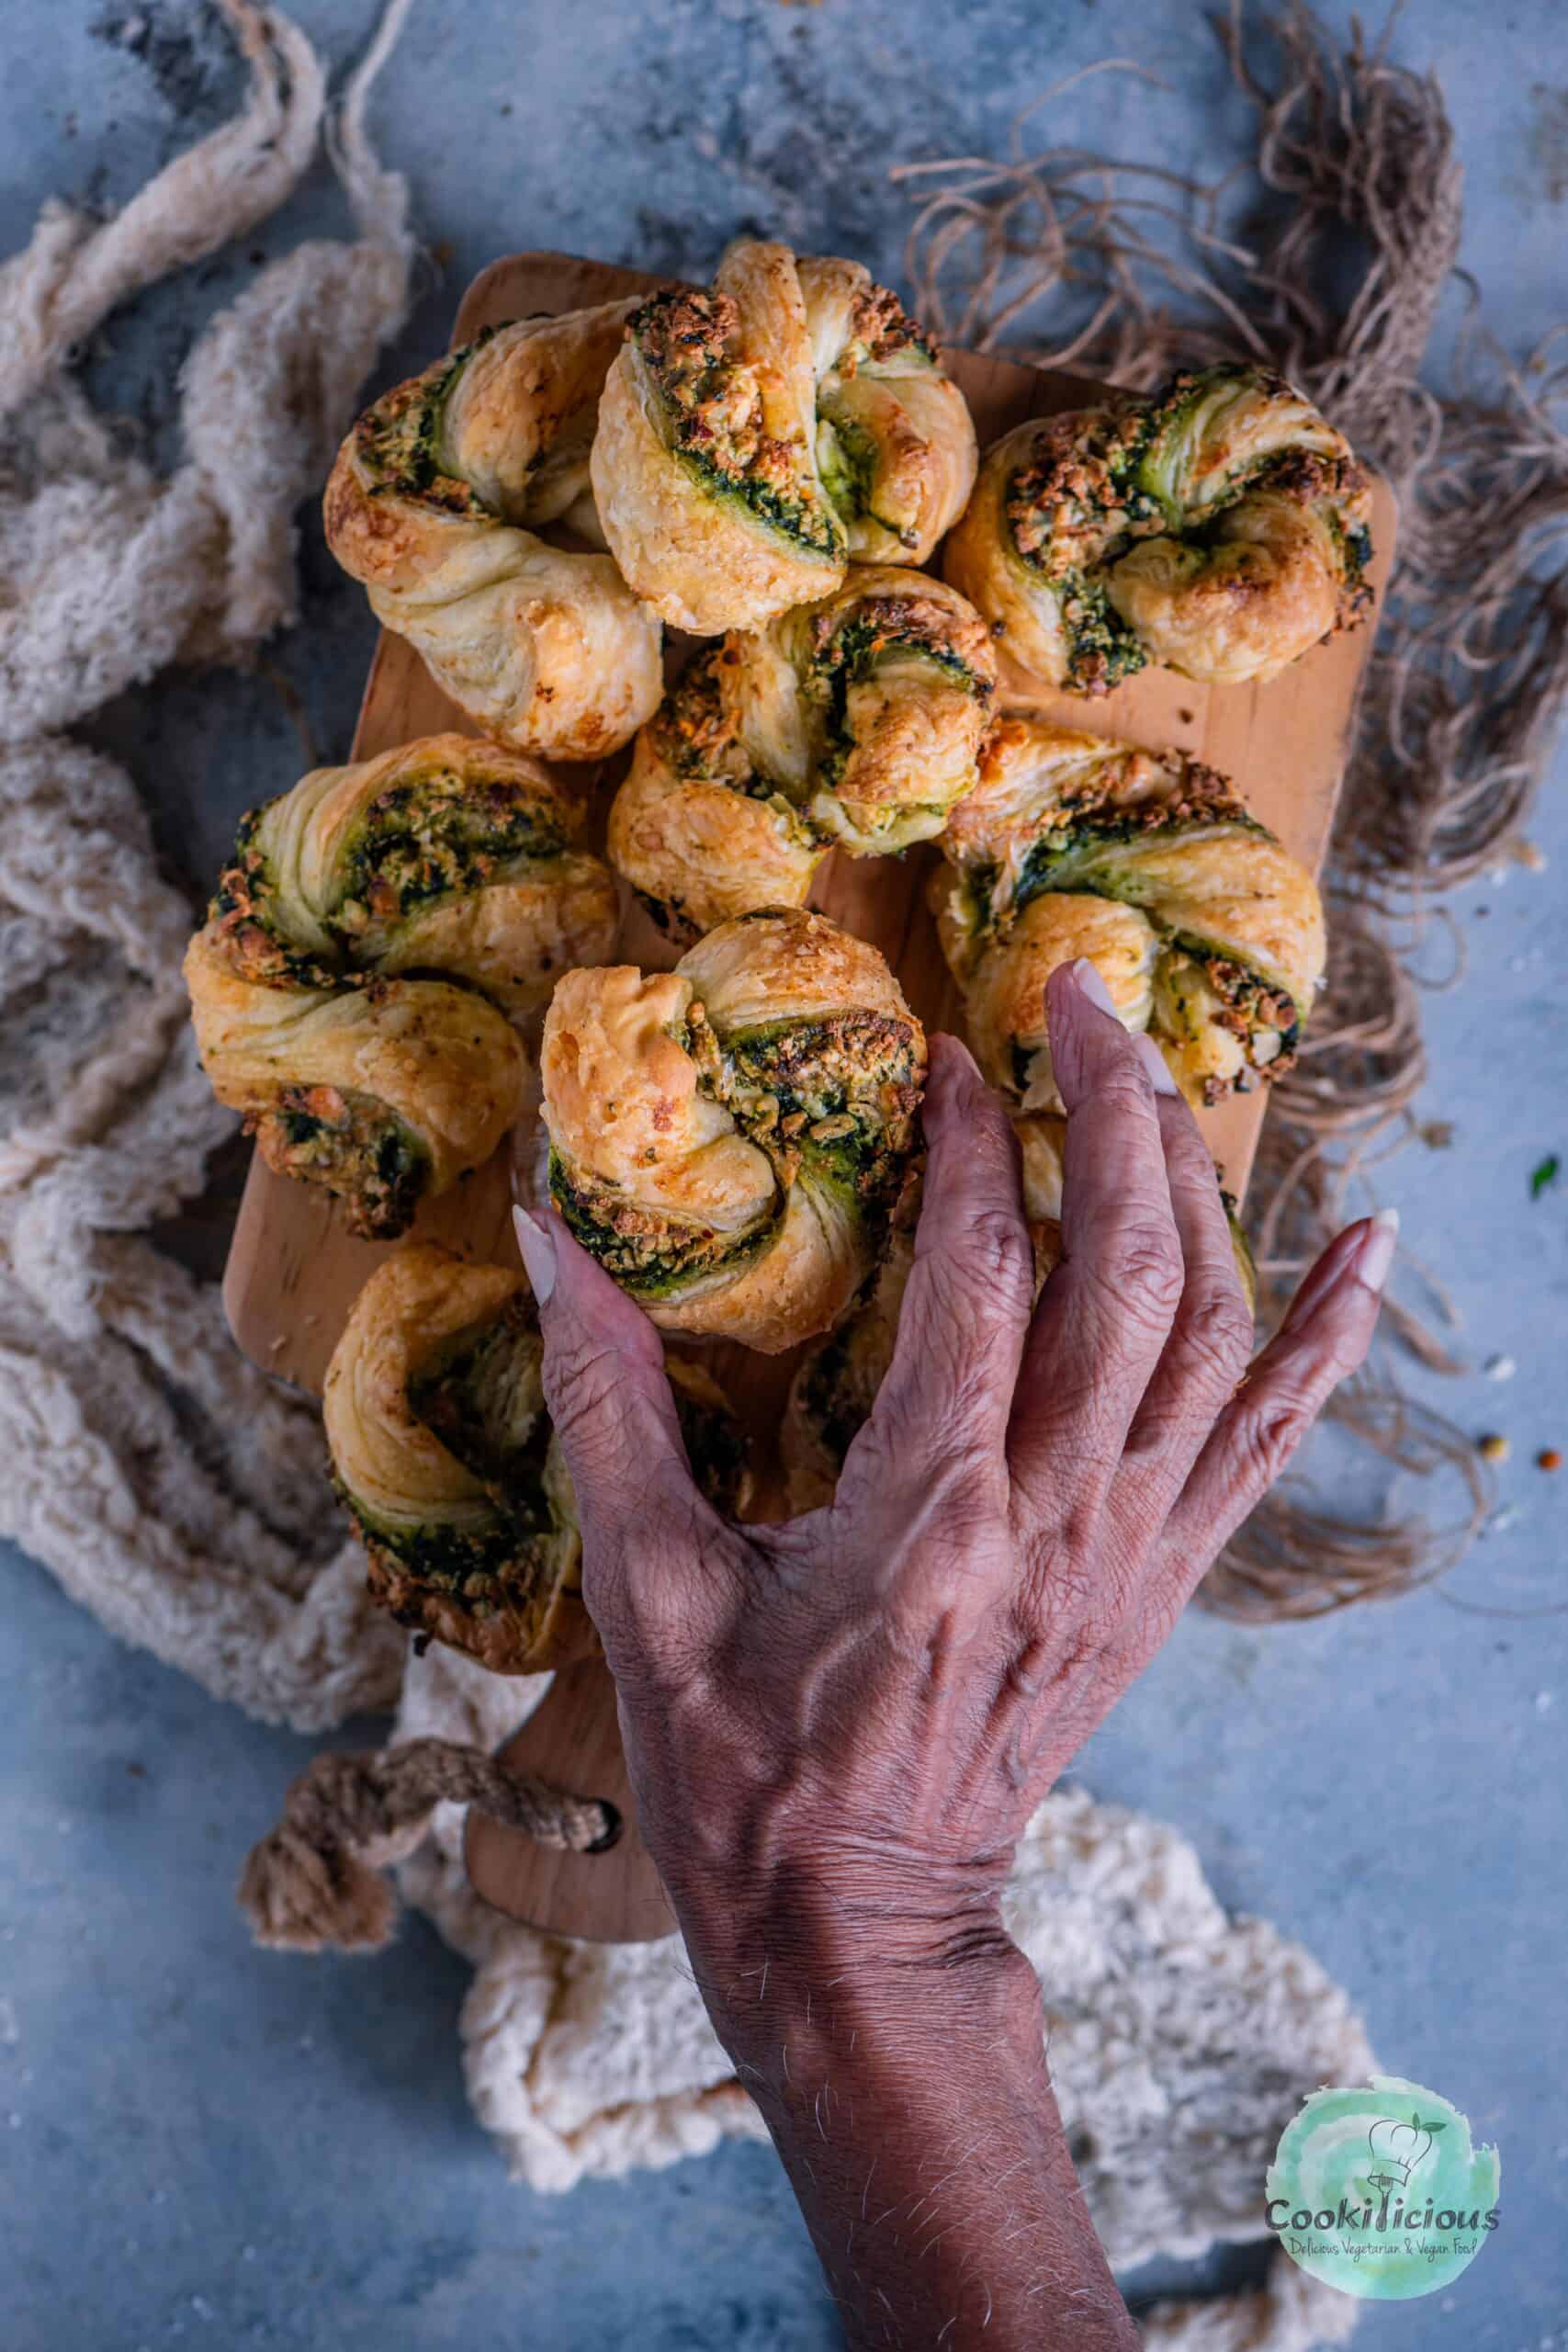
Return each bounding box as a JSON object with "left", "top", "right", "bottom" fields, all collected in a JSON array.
[{"left": 1367, "top": 2112, "right": 1444, "bottom": 2186}]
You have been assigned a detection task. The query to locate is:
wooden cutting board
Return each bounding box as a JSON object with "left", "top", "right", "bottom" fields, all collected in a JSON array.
[{"left": 220, "top": 250, "right": 1394, "bottom": 1940}]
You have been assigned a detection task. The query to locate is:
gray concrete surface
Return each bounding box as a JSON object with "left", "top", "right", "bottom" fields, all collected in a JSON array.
[{"left": 2, "top": 3, "right": 1565, "bottom": 2345}]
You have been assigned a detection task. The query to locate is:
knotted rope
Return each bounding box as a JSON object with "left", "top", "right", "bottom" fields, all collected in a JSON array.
[{"left": 238, "top": 1738, "right": 617, "bottom": 1953}]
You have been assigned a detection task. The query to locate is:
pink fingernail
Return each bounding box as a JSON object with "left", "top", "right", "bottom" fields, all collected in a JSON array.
[
  {"left": 1354, "top": 1205, "right": 1399, "bottom": 1294},
  {"left": 1133, "top": 1033, "right": 1179, "bottom": 1097},
  {"left": 1069, "top": 957, "right": 1118, "bottom": 1017},
  {"left": 513, "top": 1205, "right": 558, "bottom": 1305}
]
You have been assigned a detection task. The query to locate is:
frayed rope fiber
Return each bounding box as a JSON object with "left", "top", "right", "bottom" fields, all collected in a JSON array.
[{"left": 900, "top": 1, "right": 1567, "bottom": 1614}]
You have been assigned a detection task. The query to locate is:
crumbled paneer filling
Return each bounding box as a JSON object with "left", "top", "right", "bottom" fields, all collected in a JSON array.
[
  {"left": 630, "top": 288, "right": 838, "bottom": 553},
  {"left": 353, "top": 332, "right": 498, "bottom": 514},
  {"left": 845, "top": 280, "right": 933, "bottom": 367},
  {"left": 808, "top": 591, "right": 993, "bottom": 690},
  {"left": 1193, "top": 951, "right": 1302, "bottom": 1099},
  {"left": 254, "top": 1084, "right": 426, "bottom": 1238}
]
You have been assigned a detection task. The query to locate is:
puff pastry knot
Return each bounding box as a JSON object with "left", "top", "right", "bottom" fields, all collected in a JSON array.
[
  {"left": 608, "top": 569, "right": 996, "bottom": 943},
  {"left": 931, "top": 716, "right": 1325, "bottom": 1113},
  {"left": 185, "top": 733, "right": 617, "bottom": 1238},
  {"left": 591, "top": 240, "right": 977, "bottom": 635},
  {"left": 944, "top": 364, "right": 1372, "bottom": 694},
  {"left": 325, "top": 304, "right": 664, "bottom": 759},
  {"left": 325, "top": 1244, "right": 750, "bottom": 1674},
  {"left": 540, "top": 907, "right": 926, "bottom": 1352}
]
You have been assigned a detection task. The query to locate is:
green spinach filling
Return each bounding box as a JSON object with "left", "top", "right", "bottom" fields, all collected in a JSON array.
[
  {"left": 339, "top": 774, "right": 568, "bottom": 922},
  {"left": 260, "top": 1089, "right": 427, "bottom": 1238},
  {"left": 549, "top": 1148, "right": 774, "bottom": 1301},
  {"left": 355, "top": 324, "right": 501, "bottom": 509}
]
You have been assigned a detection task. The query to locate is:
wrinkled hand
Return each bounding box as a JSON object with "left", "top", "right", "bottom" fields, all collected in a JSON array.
[{"left": 514, "top": 960, "right": 1394, "bottom": 2000}]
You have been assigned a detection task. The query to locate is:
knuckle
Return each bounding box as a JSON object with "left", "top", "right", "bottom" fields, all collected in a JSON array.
[
  {"left": 1116, "top": 1222, "right": 1184, "bottom": 1318},
  {"left": 889, "top": 1525, "right": 1005, "bottom": 1632},
  {"left": 1180, "top": 1283, "right": 1256, "bottom": 1389},
  {"left": 543, "top": 1337, "right": 625, "bottom": 1439},
  {"left": 919, "top": 1203, "right": 1034, "bottom": 1326},
  {"left": 960, "top": 1202, "right": 1036, "bottom": 1300},
  {"left": 1017, "top": 1518, "right": 1124, "bottom": 1640},
  {"left": 1095, "top": 1064, "right": 1158, "bottom": 1122},
  {"left": 1079, "top": 1213, "right": 1183, "bottom": 1334},
  {"left": 883, "top": 1404, "right": 1005, "bottom": 1516},
  {"left": 1238, "top": 1396, "right": 1314, "bottom": 1487},
  {"left": 1082, "top": 1548, "right": 1145, "bottom": 1643}
]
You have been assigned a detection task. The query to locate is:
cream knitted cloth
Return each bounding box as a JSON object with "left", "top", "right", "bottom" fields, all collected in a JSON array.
[{"left": 0, "top": 11, "right": 1364, "bottom": 2344}]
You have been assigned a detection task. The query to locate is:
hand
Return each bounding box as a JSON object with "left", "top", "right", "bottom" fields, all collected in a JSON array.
[{"left": 513, "top": 960, "right": 1393, "bottom": 2349}]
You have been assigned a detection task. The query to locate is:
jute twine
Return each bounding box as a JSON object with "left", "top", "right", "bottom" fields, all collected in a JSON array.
[{"left": 898, "top": 2, "right": 1566, "bottom": 1617}]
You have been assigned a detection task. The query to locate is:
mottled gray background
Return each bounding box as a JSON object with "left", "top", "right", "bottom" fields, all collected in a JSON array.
[{"left": 2, "top": 3, "right": 1565, "bottom": 2346}]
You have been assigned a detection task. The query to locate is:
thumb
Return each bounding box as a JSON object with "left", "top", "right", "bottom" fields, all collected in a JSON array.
[{"left": 513, "top": 1205, "right": 694, "bottom": 1566}]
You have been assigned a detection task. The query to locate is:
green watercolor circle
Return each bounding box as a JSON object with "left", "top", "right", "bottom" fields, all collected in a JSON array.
[{"left": 1266, "top": 2075, "right": 1501, "bottom": 2301}]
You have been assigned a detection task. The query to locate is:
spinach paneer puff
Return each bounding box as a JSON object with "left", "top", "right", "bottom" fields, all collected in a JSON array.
[
  {"left": 944, "top": 363, "right": 1371, "bottom": 694},
  {"left": 540, "top": 908, "right": 926, "bottom": 1354},
  {"left": 607, "top": 570, "right": 996, "bottom": 944},
  {"left": 930, "top": 716, "right": 1325, "bottom": 1112},
  {"left": 185, "top": 734, "right": 617, "bottom": 1238},
  {"left": 592, "top": 239, "right": 976, "bottom": 635},
  {"left": 325, "top": 1244, "right": 752, "bottom": 1674}
]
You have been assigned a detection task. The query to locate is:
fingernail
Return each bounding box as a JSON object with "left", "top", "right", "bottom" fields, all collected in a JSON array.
[
  {"left": 1068, "top": 957, "right": 1118, "bottom": 1018},
  {"left": 1354, "top": 1205, "right": 1399, "bottom": 1294},
  {"left": 1133, "top": 1033, "right": 1179, "bottom": 1097},
  {"left": 513, "top": 1205, "right": 558, "bottom": 1306}
]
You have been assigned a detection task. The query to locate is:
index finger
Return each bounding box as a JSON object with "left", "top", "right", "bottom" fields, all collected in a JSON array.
[
  {"left": 515, "top": 1207, "right": 734, "bottom": 1664},
  {"left": 1008, "top": 961, "right": 1184, "bottom": 1519},
  {"left": 837, "top": 1034, "right": 1034, "bottom": 1515}
]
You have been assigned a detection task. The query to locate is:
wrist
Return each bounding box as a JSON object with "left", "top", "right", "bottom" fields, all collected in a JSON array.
[{"left": 670, "top": 1840, "right": 1042, "bottom": 2085}]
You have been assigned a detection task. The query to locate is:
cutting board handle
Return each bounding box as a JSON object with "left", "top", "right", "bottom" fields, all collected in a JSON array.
[{"left": 464, "top": 1657, "right": 677, "bottom": 1942}]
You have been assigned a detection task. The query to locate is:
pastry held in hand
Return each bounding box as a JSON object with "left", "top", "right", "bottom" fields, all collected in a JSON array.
[
  {"left": 324, "top": 1244, "right": 752, "bottom": 1675},
  {"left": 185, "top": 733, "right": 618, "bottom": 1238},
  {"left": 944, "top": 364, "right": 1371, "bottom": 695},
  {"left": 931, "top": 717, "right": 1325, "bottom": 1112},
  {"left": 607, "top": 570, "right": 996, "bottom": 943},
  {"left": 592, "top": 240, "right": 976, "bottom": 635},
  {"left": 784, "top": 1119, "right": 1256, "bottom": 1510},
  {"left": 324, "top": 304, "right": 663, "bottom": 759},
  {"left": 541, "top": 908, "right": 926, "bottom": 1352}
]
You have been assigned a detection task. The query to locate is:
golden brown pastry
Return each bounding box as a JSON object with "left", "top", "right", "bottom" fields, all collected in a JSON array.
[
  {"left": 607, "top": 570, "right": 996, "bottom": 943},
  {"left": 943, "top": 364, "right": 1372, "bottom": 694},
  {"left": 783, "top": 1120, "right": 1256, "bottom": 1510},
  {"left": 324, "top": 304, "right": 664, "bottom": 759},
  {"left": 592, "top": 241, "right": 977, "bottom": 635},
  {"left": 606, "top": 649, "right": 825, "bottom": 946},
  {"left": 931, "top": 716, "right": 1325, "bottom": 1111},
  {"left": 540, "top": 907, "right": 926, "bottom": 1352},
  {"left": 324, "top": 1244, "right": 752, "bottom": 1674},
  {"left": 185, "top": 734, "right": 618, "bottom": 1238}
]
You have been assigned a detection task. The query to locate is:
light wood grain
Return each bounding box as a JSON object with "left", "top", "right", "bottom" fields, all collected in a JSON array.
[{"left": 220, "top": 250, "right": 1393, "bottom": 1939}]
